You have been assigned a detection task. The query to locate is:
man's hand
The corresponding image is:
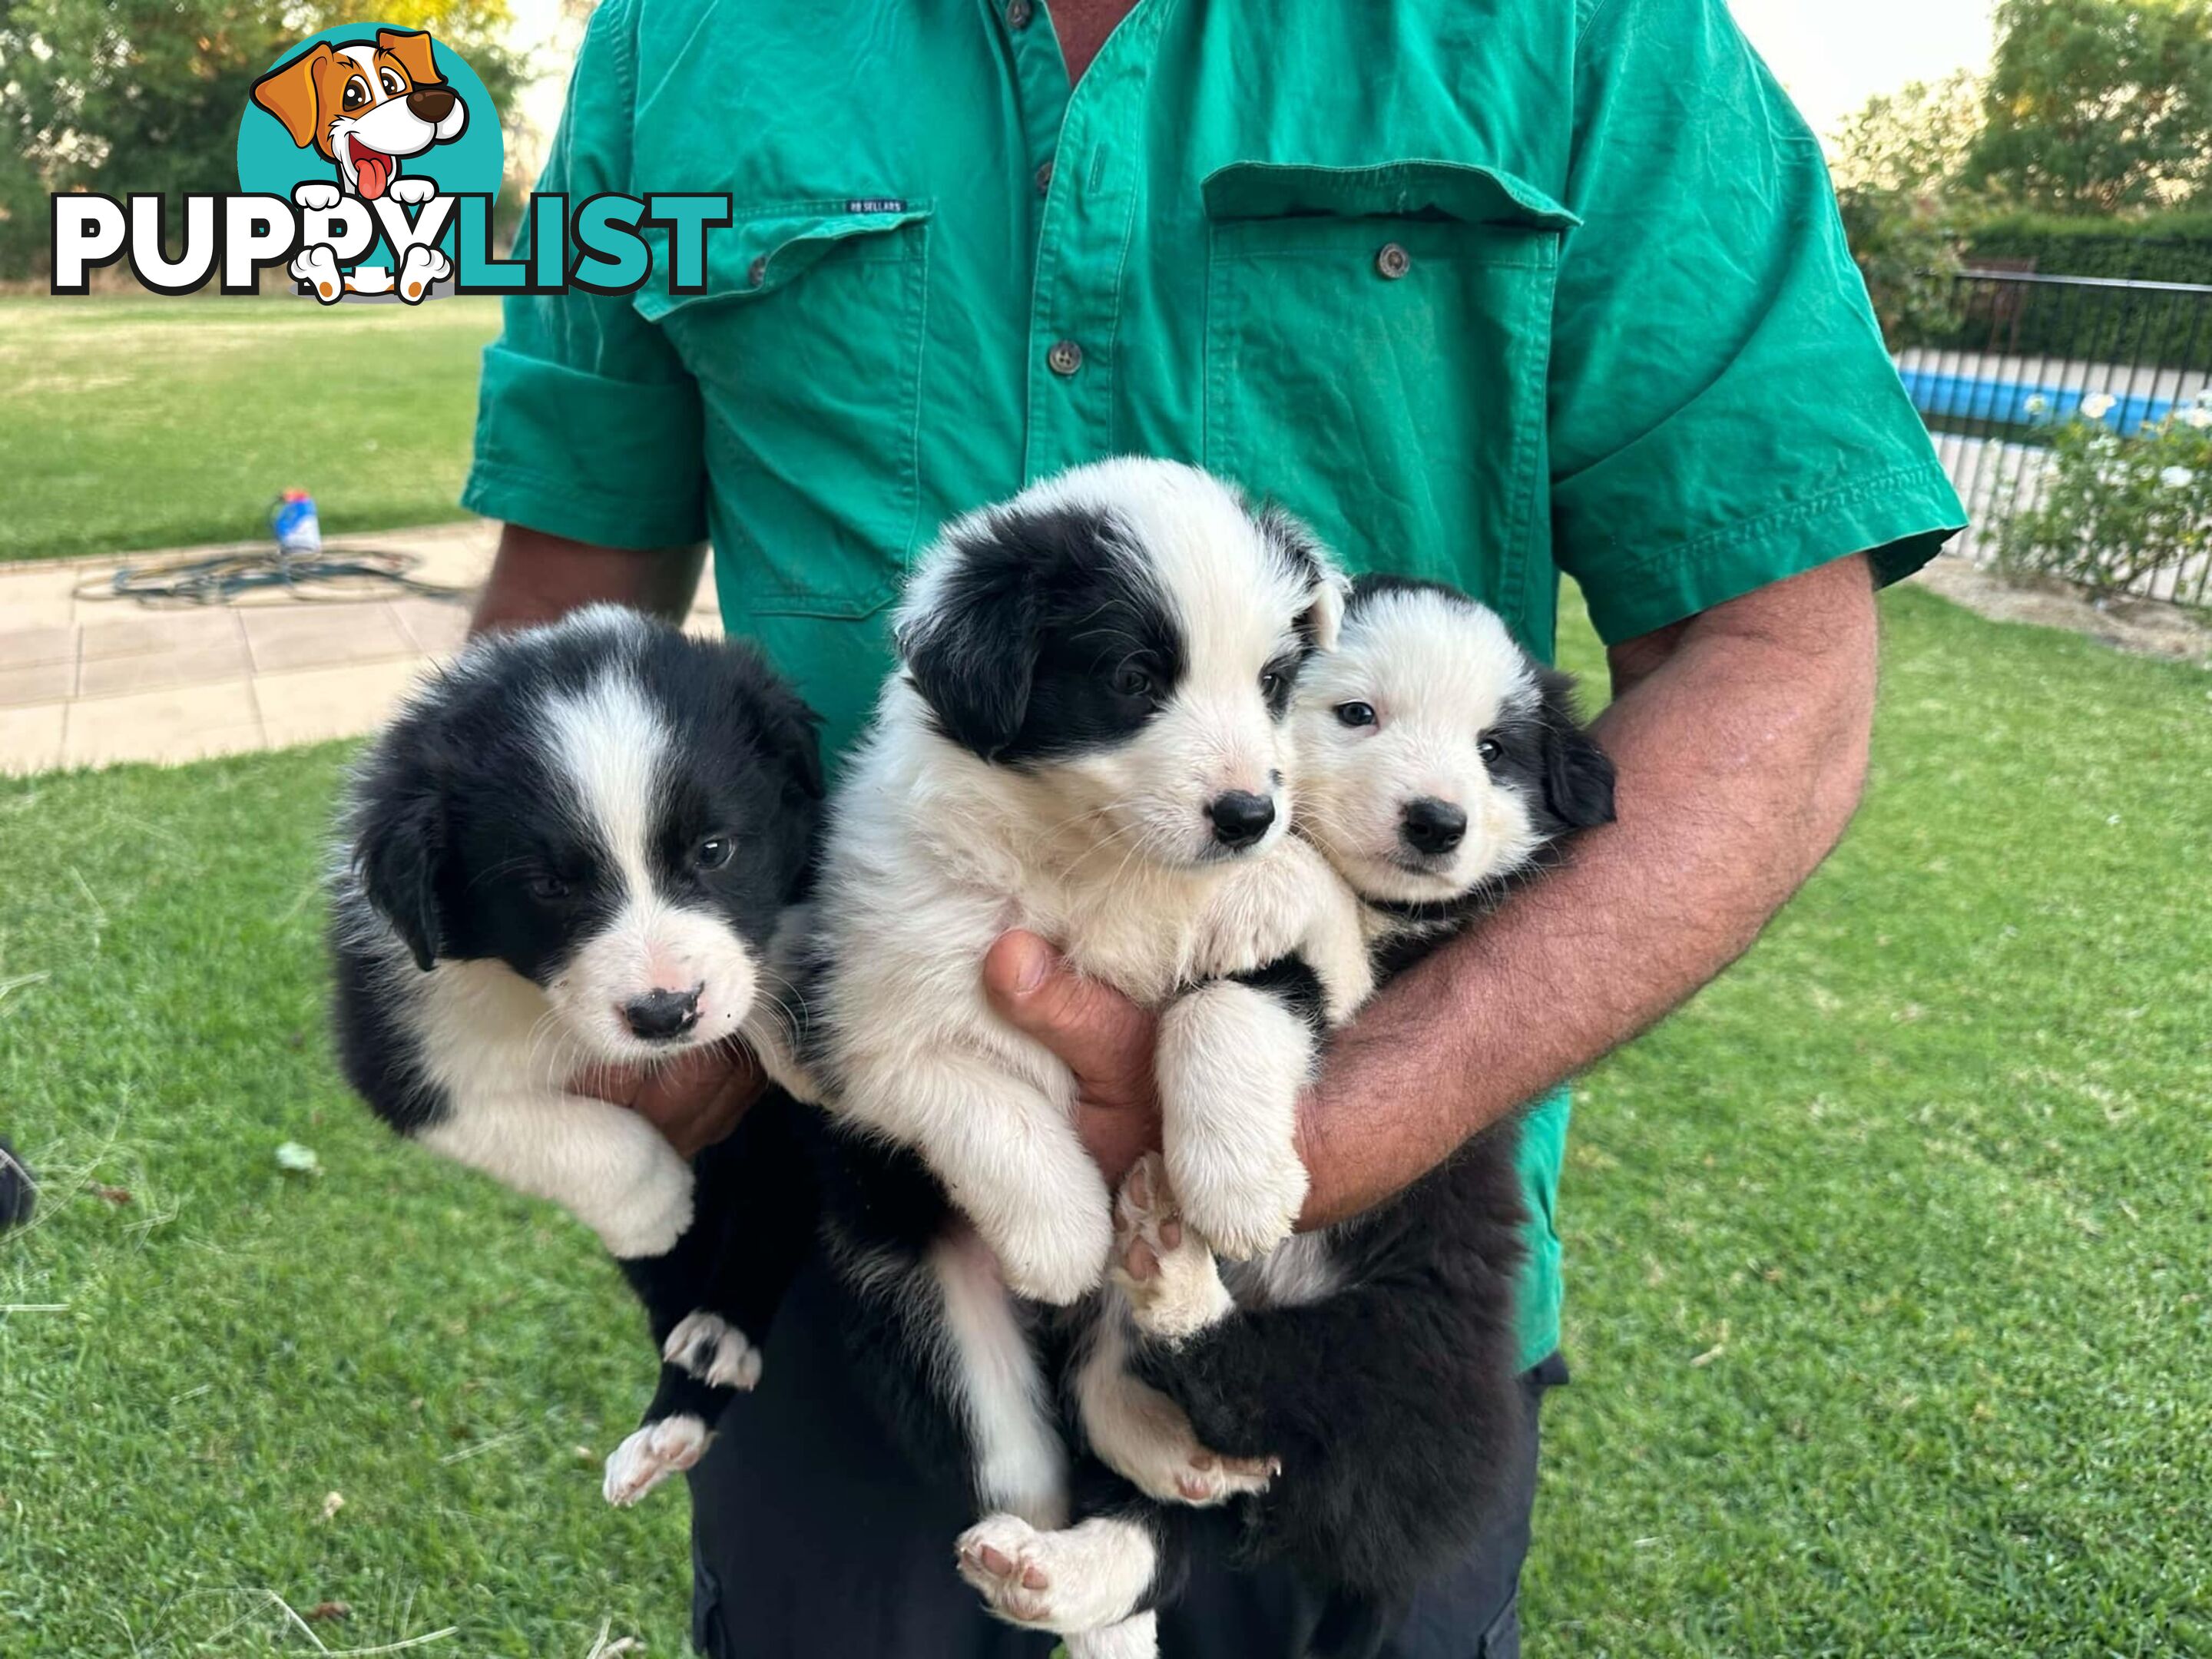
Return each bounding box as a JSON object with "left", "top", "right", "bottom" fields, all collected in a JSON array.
[
  {"left": 584, "top": 1038, "right": 766, "bottom": 1160},
  {"left": 982, "top": 932, "right": 1161, "bottom": 1187}
]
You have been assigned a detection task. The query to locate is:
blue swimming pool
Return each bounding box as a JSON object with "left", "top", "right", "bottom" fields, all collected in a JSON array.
[{"left": 1897, "top": 367, "right": 2177, "bottom": 432}]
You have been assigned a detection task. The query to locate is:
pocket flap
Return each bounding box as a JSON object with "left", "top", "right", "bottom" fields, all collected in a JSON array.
[
  {"left": 634, "top": 199, "right": 932, "bottom": 322},
  {"left": 1201, "top": 161, "right": 1577, "bottom": 232}
]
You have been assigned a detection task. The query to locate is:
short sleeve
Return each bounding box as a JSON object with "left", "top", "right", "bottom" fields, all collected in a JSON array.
[
  {"left": 1548, "top": 0, "right": 1965, "bottom": 644},
  {"left": 460, "top": 0, "right": 708, "bottom": 549}
]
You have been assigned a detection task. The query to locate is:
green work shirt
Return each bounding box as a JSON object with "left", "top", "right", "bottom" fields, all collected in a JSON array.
[{"left": 463, "top": 0, "right": 1966, "bottom": 1368}]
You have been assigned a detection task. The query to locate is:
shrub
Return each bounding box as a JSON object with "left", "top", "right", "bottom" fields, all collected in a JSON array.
[
  {"left": 1996, "top": 394, "right": 2212, "bottom": 601},
  {"left": 1963, "top": 210, "right": 2212, "bottom": 285}
]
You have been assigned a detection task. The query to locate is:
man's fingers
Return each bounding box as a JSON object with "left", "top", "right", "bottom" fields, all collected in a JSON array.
[
  {"left": 982, "top": 931, "right": 1156, "bottom": 1094},
  {"left": 583, "top": 1039, "right": 764, "bottom": 1159}
]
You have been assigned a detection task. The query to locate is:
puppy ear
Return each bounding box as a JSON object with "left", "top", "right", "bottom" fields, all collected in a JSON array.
[
  {"left": 252, "top": 43, "right": 330, "bottom": 150},
  {"left": 377, "top": 28, "right": 442, "bottom": 87},
  {"left": 1536, "top": 670, "right": 1617, "bottom": 831},
  {"left": 1255, "top": 505, "right": 1347, "bottom": 652},
  {"left": 753, "top": 677, "right": 825, "bottom": 803},
  {"left": 355, "top": 786, "right": 446, "bottom": 972},
  {"left": 897, "top": 519, "right": 1044, "bottom": 760},
  {"left": 1302, "top": 565, "right": 1349, "bottom": 653}
]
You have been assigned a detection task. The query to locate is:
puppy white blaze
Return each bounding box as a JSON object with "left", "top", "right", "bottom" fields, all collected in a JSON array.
[
  {"left": 538, "top": 664, "right": 760, "bottom": 1061},
  {"left": 1295, "top": 588, "right": 1548, "bottom": 902}
]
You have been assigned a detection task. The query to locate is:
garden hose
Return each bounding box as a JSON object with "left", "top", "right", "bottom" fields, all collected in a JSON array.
[{"left": 74, "top": 489, "right": 472, "bottom": 608}]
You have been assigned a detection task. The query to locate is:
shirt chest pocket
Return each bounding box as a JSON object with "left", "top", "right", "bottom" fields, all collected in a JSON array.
[
  {"left": 1202, "top": 162, "right": 1575, "bottom": 611},
  {"left": 635, "top": 202, "right": 932, "bottom": 620}
]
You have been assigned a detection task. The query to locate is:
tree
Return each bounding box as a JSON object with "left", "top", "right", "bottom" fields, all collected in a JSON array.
[
  {"left": 1965, "top": 0, "right": 2212, "bottom": 212},
  {"left": 1828, "top": 75, "right": 1984, "bottom": 340},
  {"left": 1830, "top": 71, "right": 1987, "bottom": 198},
  {"left": 0, "top": 0, "right": 525, "bottom": 278}
]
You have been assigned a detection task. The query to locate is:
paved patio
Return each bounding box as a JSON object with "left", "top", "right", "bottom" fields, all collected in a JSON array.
[{"left": 0, "top": 522, "right": 721, "bottom": 776}]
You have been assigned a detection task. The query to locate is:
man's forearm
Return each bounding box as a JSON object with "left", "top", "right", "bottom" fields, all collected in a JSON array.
[
  {"left": 1298, "top": 555, "right": 1880, "bottom": 1227},
  {"left": 470, "top": 524, "right": 707, "bottom": 635}
]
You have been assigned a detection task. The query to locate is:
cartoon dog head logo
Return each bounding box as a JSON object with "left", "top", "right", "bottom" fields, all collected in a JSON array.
[{"left": 250, "top": 28, "right": 468, "bottom": 202}]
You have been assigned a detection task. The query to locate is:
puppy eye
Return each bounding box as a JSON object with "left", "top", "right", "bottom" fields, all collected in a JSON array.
[
  {"left": 341, "top": 77, "right": 369, "bottom": 110},
  {"left": 1477, "top": 737, "right": 1503, "bottom": 763},
  {"left": 379, "top": 68, "right": 404, "bottom": 95},
  {"left": 1335, "top": 701, "right": 1376, "bottom": 728},
  {"left": 1260, "top": 670, "right": 1283, "bottom": 697},
  {"left": 1111, "top": 664, "right": 1154, "bottom": 700},
  {"left": 694, "top": 836, "right": 733, "bottom": 872},
  {"left": 528, "top": 874, "right": 572, "bottom": 902}
]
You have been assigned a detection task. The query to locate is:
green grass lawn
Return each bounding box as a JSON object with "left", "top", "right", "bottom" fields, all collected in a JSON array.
[
  {"left": 1, "top": 586, "right": 2207, "bottom": 1656},
  {"left": 1, "top": 296, "right": 498, "bottom": 564}
]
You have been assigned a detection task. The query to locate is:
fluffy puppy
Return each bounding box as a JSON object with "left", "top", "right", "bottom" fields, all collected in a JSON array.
[
  {"left": 953, "top": 578, "right": 1617, "bottom": 1659},
  {"left": 796, "top": 459, "right": 1368, "bottom": 1541},
  {"left": 327, "top": 607, "right": 823, "bottom": 1498}
]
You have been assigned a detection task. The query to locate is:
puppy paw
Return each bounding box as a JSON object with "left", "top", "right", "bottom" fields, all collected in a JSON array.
[
  {"left": 602, "top": 1413, "right": 711, "bottom": 1507},
  {"left": 955, "top": 1515, "right": 1153, "bottom": 1635},
  {"left": 1111, "top": 1154, "right": 1230, "bottom": 1341},
  {"left": 396, "top": 243, "right": 451, "bottom": 303},
  {"left": 291, "top": 181, "right": 343, "bottom": 211},
  {"left": 989, "top": 1194, "right": 1114, "bottom": 1306},
  {"left": 1085, "top": 1365, "right": 1275, "bottom": 1507},
  {"left": 593, "top": 1142, "right": 695, "bottom": 1260},
  {"left": 289, "top": 244, "right": 343, "bottom": 304},
  {"left": 387, "top": 176, "right": 439, "bottom": 206},
  {"left": 1167, "top": 1135, "right": 1306, "bottom": 1264},
  {"left": 662, "top": 1311, "right": 763, "bottom": 1390}
]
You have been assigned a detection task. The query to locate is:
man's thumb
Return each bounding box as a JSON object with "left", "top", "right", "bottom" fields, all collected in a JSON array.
[{"left": 982, "top": 930, "right": 1153, "bottom": 1085}]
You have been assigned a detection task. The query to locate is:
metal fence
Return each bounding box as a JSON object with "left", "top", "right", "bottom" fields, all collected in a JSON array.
[{"left": 1893, "top": 269, "right": 2212, "bottom": 607}]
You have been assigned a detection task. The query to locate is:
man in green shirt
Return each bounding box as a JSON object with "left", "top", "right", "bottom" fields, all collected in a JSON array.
[{"left": 463, "top": 0, "right": 1963, "bottom": 1651}]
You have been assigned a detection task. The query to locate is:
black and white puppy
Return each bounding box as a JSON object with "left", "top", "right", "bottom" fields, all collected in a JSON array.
[
  {"left": 793, "top": 459, "right": 1371, "bottom": 1543},
  {"left": 954, "top": 578, "right": 1618, "bottom": 1659},
  {"left": 327, "top": 606, "right": 823, "bottom": 1497}
]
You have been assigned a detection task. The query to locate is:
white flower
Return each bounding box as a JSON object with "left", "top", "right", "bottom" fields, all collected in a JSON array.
[
  {"left": 2160, "top": 465, "right": 2197, "bottom": 488},
  {"left": 2080, "top": 392, "right": 2118, "bottom": 420},
  {"left": 2025, "top": 394, "right": 2051, "bottom": 417},
  {"left": 2184, "top": 406, "right": 2212, "bottom": 430}
]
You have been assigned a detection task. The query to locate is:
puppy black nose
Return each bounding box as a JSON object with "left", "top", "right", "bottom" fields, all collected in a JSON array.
[
  {"left": 1400, "top": 797, "right": 1469, "bottom": 857},
  {"left": 1207, "top": 791, "right": 1277, "bottom": 849},
  {"left": 622, "top": 986, "right": 701, "bottom": 1041},
  {"left": 408, "top": 85, "right": 457, "bottom": 122}
]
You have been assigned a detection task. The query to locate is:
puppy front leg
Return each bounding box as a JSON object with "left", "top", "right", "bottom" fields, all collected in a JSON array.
[
  {"left": 1155, "top": 966, "right": 1320, "bottom": 1260},
  {"left": 417, "top": 1090, "right": 694, "bottom": 1260}
]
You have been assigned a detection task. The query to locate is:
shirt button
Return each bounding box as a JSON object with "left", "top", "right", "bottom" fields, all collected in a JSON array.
[
  {"left": 1375, "top": 242, "right": 1412, "bottom": 280},
  {"left": 747, "top": 255, "right": 767, "bottom": 286},
  {"left": 1035, "top": 159, "right": 1055, "bottom": 196},
  {"left": 1048, "top": 339, "right": 1084, "bottom": 376},
  {"left": 1006, "top": 0, "right": 1032, "bottom": 28}
]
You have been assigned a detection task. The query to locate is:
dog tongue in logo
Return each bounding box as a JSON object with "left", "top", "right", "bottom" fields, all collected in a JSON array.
[{"left": 350, "top": 137, "right": 396, "bottom": 200}]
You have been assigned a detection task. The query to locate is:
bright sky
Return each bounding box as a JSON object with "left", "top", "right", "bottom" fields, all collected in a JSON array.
[
  {"left": 1729, "top": 0, "right": 1998, "bottom": 140},
  {"left": 501, "top": 0, "right": 2002, "bottom": 173}
]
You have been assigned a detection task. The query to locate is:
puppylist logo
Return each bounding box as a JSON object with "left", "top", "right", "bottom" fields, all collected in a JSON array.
[{"left": 48, "top": 23, "right": 743, "bottom": 306}]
